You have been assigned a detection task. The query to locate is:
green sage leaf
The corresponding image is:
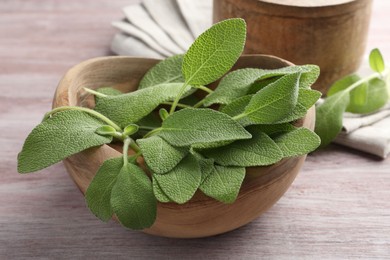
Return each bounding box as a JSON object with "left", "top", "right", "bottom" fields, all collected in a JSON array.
[
  {"left": 18, "top": 110, "right": 112, "bottom": 173},
  {"left": 243, "top": 73, "right": 300, "bottom": 124},
  {"left": 200, "top": 165, "right": 245, "bottom": 204},
  {"left": 153, "top": 154, "right": 201, "bottom": 204},
  {"left": 85, "top": 157, "right": 122, "bottom": 222},
  {"left": 123, "top": 124, "right": 139, "bottom": 136},
  {"left": 272, "top": 127, "right": 320, "bottom": 157},
  {"left": 159, "top": 108, "right": 251, "bottom": 147},
  {"left": 137, "top": 135, "right": 188, "bottom": 174},
  {"left": 139, "top": 54, "right": 185, "bottom": 89},
  {"left": 110, "top": 163, "right": 157, "bottom": 230},
  {"left": 369, "top": 48, "right": 385, "bottom": 73},
  {"left": 182, "top": 18, "right": 246, "bottom": 85},
  {"left": 220, "top": 95, "right": 254, "bottom": 126},
  {"left": 95, "top": 83, "right": 190, "bottom": 127},
  {"left": 152, "top": 175, "right": 172, "bottom": 203},
  {"left": 203, "top": 130, "right": 283, "bottom": 167},
  {"left": 315, "top": 91, "right": 350, "bottom": 148},
  {"left": 95, "top": 125, "right": 117, "bottom": 136}
]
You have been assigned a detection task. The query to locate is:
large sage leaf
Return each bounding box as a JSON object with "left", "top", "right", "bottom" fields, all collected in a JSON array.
[
  {"left": 203, "top": 130, "right": 283, "bottom": 167},
  {"left": 95, "top": 83, "right": 190, "bottom": 127},
  {"left": 110, "top": 163, "right": 157, "bottom": 230},
  {"left": 18, "top": 110, "right": 112, "bottom": 173},
  {"left": 182, "top": 18, "right": 246, "bottom": 85},
  {"left": 153, "top": 154, "right": 201, "bottom": 204},
  {"left": 243, "top": 73, "right": 300, "bottom": 124},
  {"left": 85, "top": 157, "right": 122, "bottom": 222},
  {"left": 137, "top": 135, "right": 188, "bottom": 174},
  {"left": 200, "top": 165, "right": 245, "bottom": 203},
  {"left": 139, "top": 54, "right": 185, "bottom": 89},
  {"left": 159, "top": 108, "right": 251, "bottom": 147}
]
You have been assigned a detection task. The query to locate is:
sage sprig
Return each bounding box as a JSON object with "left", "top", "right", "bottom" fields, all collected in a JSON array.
[
  {"left": 315, "top": 48, "right": 389, "bottom": 148},
  {"left": 18, "top": 18, "right": 320, "bottom": 230}
]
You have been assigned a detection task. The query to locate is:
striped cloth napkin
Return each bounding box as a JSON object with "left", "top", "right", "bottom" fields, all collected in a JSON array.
[{"left": 110, "top": 0, "right": 390, "bottom": 158}]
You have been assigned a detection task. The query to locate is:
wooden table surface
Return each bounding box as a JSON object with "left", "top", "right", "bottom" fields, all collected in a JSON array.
[{"left": 1, "top": 1, "right": 389, "bottom": 259}]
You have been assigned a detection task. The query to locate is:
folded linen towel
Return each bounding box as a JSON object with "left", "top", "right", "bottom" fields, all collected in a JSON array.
[{"left": 110, "top": 0, "right": 390, "bottom": 158}]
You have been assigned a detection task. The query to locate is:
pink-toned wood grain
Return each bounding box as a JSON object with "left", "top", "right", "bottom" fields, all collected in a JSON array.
[{"left": 0, "top": 0, "right": 389, "bottom": 258}]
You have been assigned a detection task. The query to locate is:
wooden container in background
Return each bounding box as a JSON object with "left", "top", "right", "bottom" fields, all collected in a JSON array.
[{"left": 213, "top": 0, "right": 373, "bottom": 94}]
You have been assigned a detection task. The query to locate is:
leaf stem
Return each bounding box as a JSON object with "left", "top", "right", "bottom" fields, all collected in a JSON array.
[
  {"left": 344, "top": 72, "right": 382, "bottom": 93},
  {"left": 83, "top": 87, "right": 108, "bottom": 98},
  {"left": 194, "top": 85, "right": 214, "bottom": 94},
  {"left": 232, "top": 113, "right": 246, "bottom": 120},
  {"left": 123, "top": 137, "right": 131, "bottom": 167},
  {"left": 43, "top": 106, "right": 122, "bottom": 131},
  {"left": 169, "top": 82, "right": 189, "bottom": 114},
  {"left": 143, "top": 127, "right": 162, "bottom": 138}
]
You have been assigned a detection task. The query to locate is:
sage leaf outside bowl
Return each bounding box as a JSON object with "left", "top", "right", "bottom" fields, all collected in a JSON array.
[{"left": 53, "top": 55, "right": 315, "bottom": 238}]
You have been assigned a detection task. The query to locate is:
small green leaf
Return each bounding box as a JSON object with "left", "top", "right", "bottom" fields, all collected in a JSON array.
[
  {"left": 152, "top": 175, "right": 172, "bottom": 203},
  {"left": 110, "top": 163, "right": 157, "bottom": 230},
  {"left": 159, "top": 108, "right": 169, "bottom": 121},
  {"left": 203, "top": 129, "right": 283, "bottom": 167},
  {"left": 347, "top": 78, "right": 388, "bottom": 114},
  {"left": 137, "top": 135, "right": 188, "bottom": 174},
  {"left": 315, "top": 91, "right": 350, "bottom": 148},
  {"left": 182, "top": 18, "right": 246, "bottom": 85},
  {"left": 85, "top": 157, "right": 122, "bottom": 222},
  {"left": 159, "top": 108, "right": 251, "bottom": 147},
  {"left": 139, "top": 54, "right": 185, "bottom": 89},
  {"left": 18, "top": 110, "right": 112, "bottom": 173},
  {"left": 95, "top": 83, "right": 190, "bottom": 127},
  {"left": 243, "top": 73, "right": 300, "bottom": 124},
  {"left": 153, "top": 154, "right": 201, "bottom": 204},
  {"left": 95, "top": 125, "right": 117, "bottom": 136},
  {"left": 123, "top": 124, "right": 139, "bottom": 136},
  {"left": 327, "top": 74, "right": 368, "bottom": 108},
  {"left": 272, "top": 127, "right": 320, "bottom": 157},
  {"left": 203, "top": 68, "right": 264, "bottom": 106},
  {"left": 369, "top": 48, "right": 385, "bottom": 73},
  {"left": 200, "top": 165, "right": 245, "bottom": 204}
]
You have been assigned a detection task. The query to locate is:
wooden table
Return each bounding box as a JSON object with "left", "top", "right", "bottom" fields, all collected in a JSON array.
[{"left": 1, "top": 1, "right": 389, "bottom": 258}]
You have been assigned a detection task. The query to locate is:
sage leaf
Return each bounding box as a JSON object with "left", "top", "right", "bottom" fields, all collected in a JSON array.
[
  {"left": 85, "top": 157, "right": 122, "bottom": 222},
  {"left": 137, "top": 135, "right": 188, "bottom": 174},
  {"left": 123, "top": 124, "right": 139, "bottom": 136},
  {"left": 139, "top": 54, "right": 185, "bottom": 89},
  {"left": 18, "top": 110, "right": 112, "bottom": 173},
  {"left": 220, "top": 95, "right": 254, "bottom": 126},
  {"left": 272, "top": 127, "right": 320, "bottom": 157},
  {"left": 152, "top": 175, "right": 172, "bottom": 203},
  {"left": 95, "top": 83, "right": 190, "bottom": 127},
  {"left": 347, "top": 78, "right": 388, "bottom": 114},
  {"left": 327, "top": 74, "right": 368, "bottom": 108},
  {"left": 327, "top": 74, "right": 360, "bottom": 96},
  {"left": 192, "top": 151, "right": 215, "bottom": 183},
  {"left": 110, "top": 163, "right": 157, "bottom": 230},
  {"left": 243, "top": 73, "right": 300, "bottom": 124},
  {"left": 369, "top": 48, "right": 385, "bottom": 73},
  {"left": 95, "top": 125, "right": 117, "bottom": 136},
  {"left": 159, "top": 108, "right": 251, "bottom": 147},
  {"left": 315, "top": 91, "right": 350, "bottom": 148},
  {"left": 153, "top": 154, "right": 201, "bottom": 204},
  {"left": 203, "top": 68, "right": 264, "bottom": 106},
  {"left": 95, "top": 87, "right": 122, "bottom": 103},
  {"left": 182, "top": 18, "right": 246, "bottom": 85},
  {"left": 203, "top": 130, "right": 283, "bottom": 167},
  {"left": 200, "top": 165, "right": 245, "bottom": 204}
]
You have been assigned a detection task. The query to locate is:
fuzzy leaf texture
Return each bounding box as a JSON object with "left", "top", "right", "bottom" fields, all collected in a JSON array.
[
  {"left": 203, "top": 65, "right": 319, "bottom": 106},
  {"left": 202, "top": 129, "right": 283, "bottom": 167},
  {"left": 315, "top": 91, "right": 350, "bottom": 148},
  {"left": 182, "top": 18, "right": 246, "bottom": 85},
  {"left": 137, "top": 135, "right": 188, "bottom": 174},
  {"left": 153, "top": 154, "right": 201, "bottom": 204},
  {"left": 243, "top": 73, "right": 300, "bottom": 124},
  {"left": 110, "top": 163, "right": 157, "bottom": 230},
  {"left": 94, "top": 83, "right": 190, "bottom": 127},
  {"left": 159, "top": 108, "right": 251, "bottom": 147},
  {"left": 152, "top": 175, "right": 172, "bottom": 203},
  {"left": 18, "top": 110, "right": 112, "bottom": 173},
  {"left": 139, "top": 54, "right": 185, "bottom": 88},
  {"left": 85, "top": 157, "right": 123, "bottom": 222},
  {"left": 200, "top": 165, "right": 245, "bottom": 203}
]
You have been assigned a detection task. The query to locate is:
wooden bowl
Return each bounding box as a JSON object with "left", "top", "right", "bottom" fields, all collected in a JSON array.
[
  {"left": 53, "top": 55, "right": 315, "bottom": 238},
  {"left": 213, "top": 0, "right": 373, "bottom": 94}
]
